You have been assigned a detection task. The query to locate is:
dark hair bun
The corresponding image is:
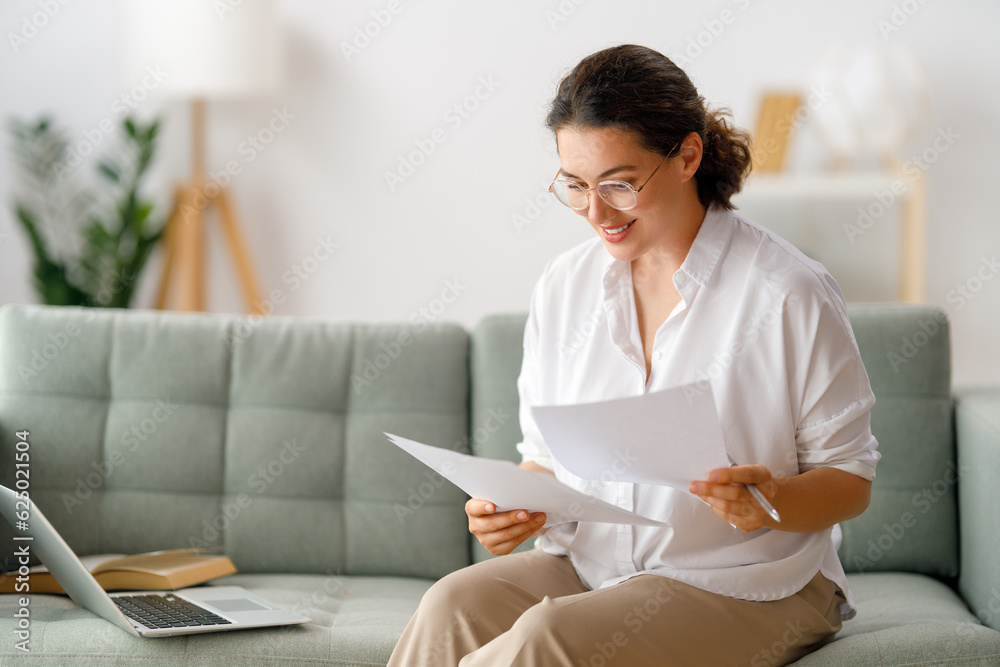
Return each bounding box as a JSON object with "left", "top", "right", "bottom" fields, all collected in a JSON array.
[{"left": 547, "top": 44, "right": 752, "bottom": 210}]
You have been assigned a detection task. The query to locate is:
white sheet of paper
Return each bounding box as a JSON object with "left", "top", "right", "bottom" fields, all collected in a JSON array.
[
  {"left": 385, "top": 433, "right": 666, "bottom": 526},
  {"left": 530, "top": 384, "right": 730, "bottom": 489}
]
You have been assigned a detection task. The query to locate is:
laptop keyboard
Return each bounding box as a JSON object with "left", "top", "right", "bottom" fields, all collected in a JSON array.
[{"left": 114, "top": 594, "right": 233, "bottom": 629}]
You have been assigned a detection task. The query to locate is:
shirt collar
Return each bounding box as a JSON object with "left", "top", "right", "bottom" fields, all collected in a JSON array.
[
  {"left": 678, "top": 205, "right": 732, "bottom": 289},
  {"left": 600, "top": 206, "right": 734, "bottom": 295}
]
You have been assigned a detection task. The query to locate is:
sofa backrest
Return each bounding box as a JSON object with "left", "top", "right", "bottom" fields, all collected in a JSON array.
[
  {"left": 839, "top": 304, "right": 956, "bottom": 578},
  {"left": 0, "top": 303, "right": 958, "bottom": 582},
  {"left": 469, "top": 305, "right": 958, "bottom": 578},
  {"left": 0, "top": 304, "right": 471, "bottom": 580}
]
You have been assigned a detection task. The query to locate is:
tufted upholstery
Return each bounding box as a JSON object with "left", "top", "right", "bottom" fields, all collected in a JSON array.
[{"left": 0, "top": 305, "right": 470, "bottom": 580}]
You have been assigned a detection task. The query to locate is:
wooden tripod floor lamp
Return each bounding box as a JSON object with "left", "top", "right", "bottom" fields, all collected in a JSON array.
[
  {"left": 123, "top": 0, "right": 280, "bottom": 316},
  {"left": 154, "top": 100, "right": 264, "bottom": 315}
]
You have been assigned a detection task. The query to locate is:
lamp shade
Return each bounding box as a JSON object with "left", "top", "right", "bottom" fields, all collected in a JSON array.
[
  {"left": 808, "top": 44, "right": 932, "bottom": 168},
  {"left": 121, "top": 0, "right": 281, "bottom": 99}
]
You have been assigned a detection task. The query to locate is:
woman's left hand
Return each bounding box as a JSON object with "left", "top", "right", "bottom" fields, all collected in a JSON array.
[{"left": 689, "top": 465, "right": 778, "bottom": 532}]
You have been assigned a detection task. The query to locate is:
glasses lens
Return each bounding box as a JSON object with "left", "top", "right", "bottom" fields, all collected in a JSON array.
[
  {"left": 598, "top": 182, "right": 638, "bottom": 211},
  {"left": 550, "top": 181, "right": 589, "bottom": 210}
]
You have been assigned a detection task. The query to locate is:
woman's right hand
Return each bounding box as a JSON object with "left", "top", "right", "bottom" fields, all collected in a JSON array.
[{"left": 466, "top": 499, "right": 547, "bottom": 555}]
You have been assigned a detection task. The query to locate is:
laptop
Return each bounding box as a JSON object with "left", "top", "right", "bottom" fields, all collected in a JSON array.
[{"left": 0, "top": 485, "right": 310, "bottom": 637}]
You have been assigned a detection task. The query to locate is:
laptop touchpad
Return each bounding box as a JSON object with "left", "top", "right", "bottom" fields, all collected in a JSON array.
[{"left": 208, "top": 598, "right": 270, "bottom": 612}]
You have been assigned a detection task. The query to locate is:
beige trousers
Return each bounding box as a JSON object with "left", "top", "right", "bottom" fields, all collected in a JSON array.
[{"left": 387, "top": 549, "right": 844, "bottom": 667}]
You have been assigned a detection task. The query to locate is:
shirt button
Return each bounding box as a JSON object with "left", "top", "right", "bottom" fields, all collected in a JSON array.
[
  {"left": 675, "top": 273, "right": 687, "bottom": 286},
  {"left": 653, "top": 351, "right": 663, "bottom": 361}
]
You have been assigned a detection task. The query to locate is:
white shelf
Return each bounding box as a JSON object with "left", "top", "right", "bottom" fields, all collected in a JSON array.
[
  {"left": 740, "top": 172, "right": 907, "bottom": 199},
  {"left": 732, "top": 170, "right": 925, "bottom": 302}
]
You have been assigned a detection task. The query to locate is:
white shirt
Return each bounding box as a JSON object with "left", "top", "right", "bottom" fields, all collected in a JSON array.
[{"left": 515, "top": 206, "right": 880, "bottom": 620}]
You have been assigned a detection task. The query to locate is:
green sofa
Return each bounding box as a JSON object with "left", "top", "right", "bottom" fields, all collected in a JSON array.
[{"left": 0, "top": 303, "right": 998, "bottom": 666}]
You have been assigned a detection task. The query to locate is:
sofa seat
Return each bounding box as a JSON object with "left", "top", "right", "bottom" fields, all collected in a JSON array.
[
  {"left": 6, "top": 571, "right": 1000, "bottom": 666},
  {"left": 793, "top": 572, "right": 1000, "bottom": 665},
  {"left": 0, "top": 574, "right": 432, "bottom": 666}
]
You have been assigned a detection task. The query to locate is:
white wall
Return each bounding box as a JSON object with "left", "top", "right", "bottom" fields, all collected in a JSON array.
[{"left": 1, "top": 0, "right": 998, "bottom": 386}]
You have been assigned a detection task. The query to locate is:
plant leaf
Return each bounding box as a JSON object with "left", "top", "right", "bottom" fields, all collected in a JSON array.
[
  {"left": 97, "top": 160, "right": 120, "bottom": 182},
  {"left": 8, "top": 113, "right": 166, "bottom": 308}
]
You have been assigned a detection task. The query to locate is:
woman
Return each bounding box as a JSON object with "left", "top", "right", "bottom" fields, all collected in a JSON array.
[{"left": 388, "top": 44, "right": 879, "bottom": 666}]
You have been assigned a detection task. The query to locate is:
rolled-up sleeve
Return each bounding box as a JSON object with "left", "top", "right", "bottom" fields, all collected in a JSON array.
[
  {"left": 797, "top": 399, "right": 879, "bottom": 480},
  {"left": 794, "top": 294, "right": 881, "bottom": 481}
]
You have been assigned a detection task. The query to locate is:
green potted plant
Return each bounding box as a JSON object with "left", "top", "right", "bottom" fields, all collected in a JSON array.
[{"left": 8, "top": 115, "right": 164, "bottom": 307}]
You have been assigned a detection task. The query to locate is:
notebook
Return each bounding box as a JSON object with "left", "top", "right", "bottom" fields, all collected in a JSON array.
[{"left": 0, "top": 484, "right": 310, "bottom": 637}]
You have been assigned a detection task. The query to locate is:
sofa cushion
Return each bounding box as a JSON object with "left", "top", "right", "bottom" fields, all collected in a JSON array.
[
  {"left": 794, "top": 573, "right": 1000, "bottom": 666},
  {"left": 0, "top": 573, "right": 430, "bottom": 666},
  {"left": 0, "top": 305, "right": 472, "bottom": 580}
]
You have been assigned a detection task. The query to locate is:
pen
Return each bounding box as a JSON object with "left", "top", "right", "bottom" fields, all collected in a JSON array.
[
  {"left": 744, "top": 482, "right": 781, "bottom": 523},
  {"left": 727, "top": 455, "right": 781, "bottom": 523}
]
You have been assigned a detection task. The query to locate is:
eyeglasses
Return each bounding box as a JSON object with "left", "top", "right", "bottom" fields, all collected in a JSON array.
[{"left": 548, "top": 145, "right": 677, "bottom": 211}]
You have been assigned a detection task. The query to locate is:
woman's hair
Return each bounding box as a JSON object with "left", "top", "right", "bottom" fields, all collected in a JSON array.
[{"left": 546, "top": 44, "right": 752, "bottom": 210}]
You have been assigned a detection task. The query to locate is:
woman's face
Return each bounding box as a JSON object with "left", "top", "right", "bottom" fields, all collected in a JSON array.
[{"left": 554, "top": 125, "right": 702, "bottom": 265}]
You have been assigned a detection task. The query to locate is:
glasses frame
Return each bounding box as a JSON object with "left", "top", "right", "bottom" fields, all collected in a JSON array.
[{"left": 547, "top": 144, "right": 679, "bottom": 212}]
